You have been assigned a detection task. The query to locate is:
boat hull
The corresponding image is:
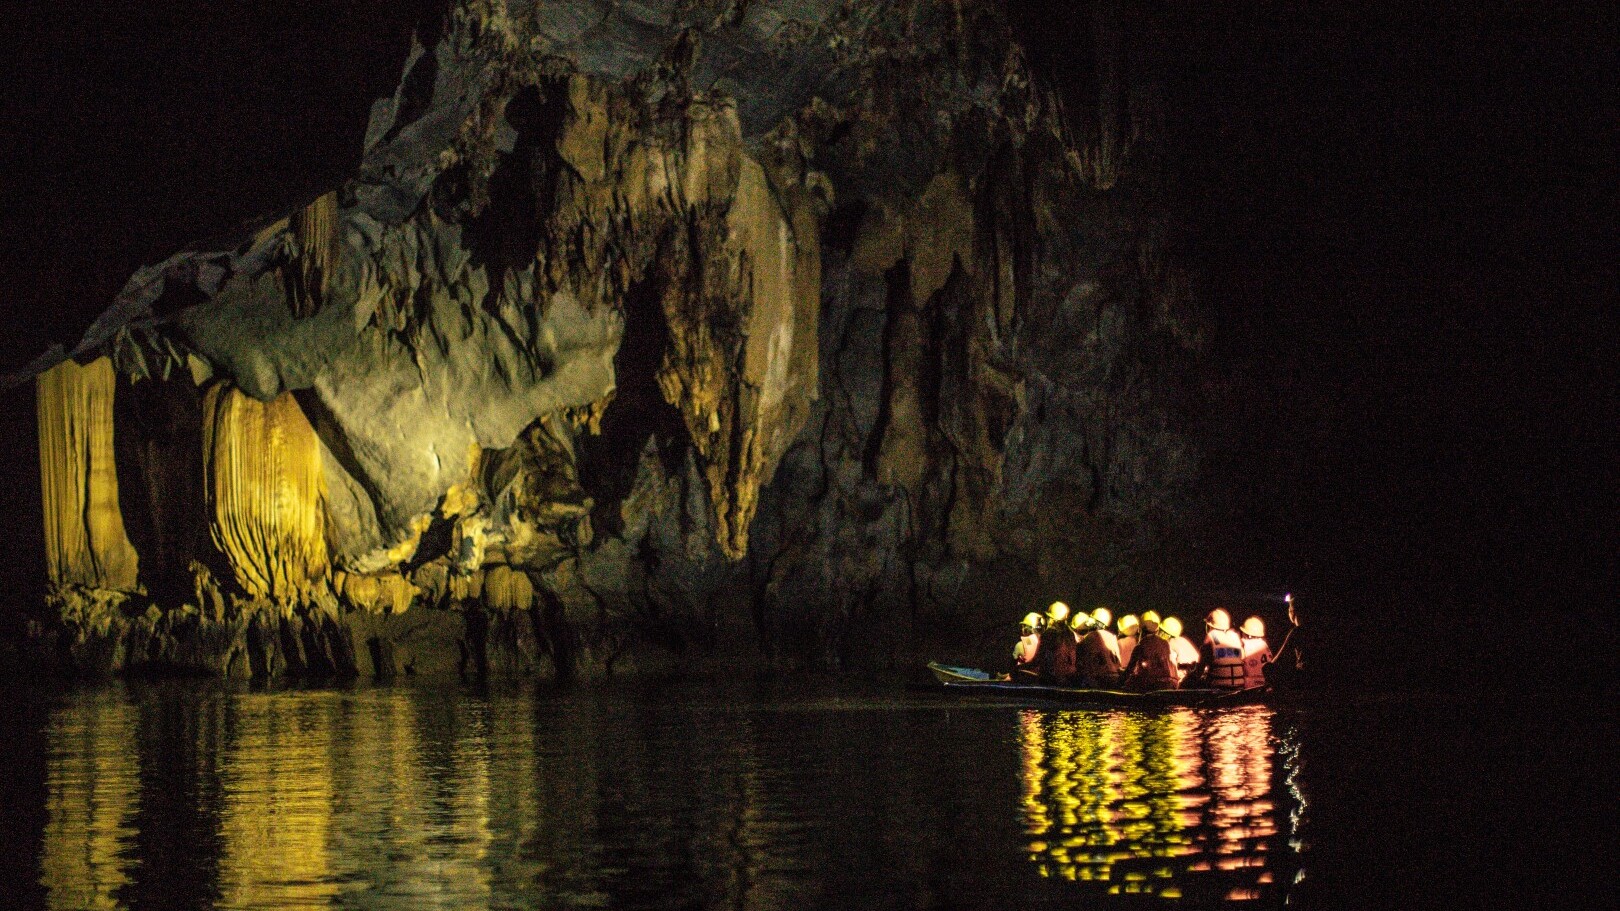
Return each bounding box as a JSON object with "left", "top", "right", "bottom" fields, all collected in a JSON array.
[{"left": 925, "top": 662, "right": 1269, "bottom": 707}]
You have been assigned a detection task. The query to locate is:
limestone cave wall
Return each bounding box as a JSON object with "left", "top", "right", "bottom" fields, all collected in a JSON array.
[{"left": 20, "top": 0, "right": 1206, "bottom": 678}]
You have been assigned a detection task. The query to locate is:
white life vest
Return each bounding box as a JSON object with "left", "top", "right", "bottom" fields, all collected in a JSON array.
[
  {"left": 1241, "top": 636, "right": 1271, "bottom": 689},
  {"left": 1168, "top": 636, "right": 1200, "bottom": 683},
  {"left": 1205, "top": 627, "right": 1246, "bottom": 689},
  {"left": 1014, "top": 632, "right": 1040, "bottom": 665},
  {"left": 1095, "top": 628, "right": 1122, "bottom": 664}
]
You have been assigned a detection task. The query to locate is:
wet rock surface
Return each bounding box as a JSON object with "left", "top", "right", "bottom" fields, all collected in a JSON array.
[{"left": 19, "top": 1, "right": 1206, "bottom": 678}]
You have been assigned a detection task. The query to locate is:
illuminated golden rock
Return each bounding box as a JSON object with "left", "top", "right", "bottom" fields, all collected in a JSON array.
[
  {"left": 483, "top": 564, "right": 534, "bottom": 613},
  {"left": 288, "top": 190, "right": 339, "bottom": 317},
  {"left": 651, "top": 125, "right": 823, "bottom": 560},
  {"left": 335, "top": 570, "right": 418, "bottom": 614},
  {"left": 36, "top": 357, "right": 139, "bottom": 591},
  {"left": 201, "top": 385, "right": 328, "bottom": 599}
]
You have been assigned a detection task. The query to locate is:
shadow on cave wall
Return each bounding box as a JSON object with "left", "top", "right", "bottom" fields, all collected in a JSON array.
[
  {"left": 577, "top": 272, "right": 689, "bottom": 538},
  {"left": 113, "top": 377, "right": 210, "bottom": 608}
]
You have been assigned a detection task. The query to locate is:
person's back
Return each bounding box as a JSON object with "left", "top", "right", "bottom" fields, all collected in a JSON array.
[
  {"left": 1160, "top": 617, "right": 1199, "bottom": 684},
  {"left": 1118, "top": 633, "right": 1137, "bottom": 668},
  {"left": 1123, "top": 615, "right": 1178, "bottom": 690},
  {"left": 1198, "top": 609, "right": 1247, "bottom": 690},
  {"left": 1116, "top": 615, "right": 1141, "bottom": 668},
  {"left": 1074, "top": 627, "right": 1122, "bottom": 687},
  {"left": 1170, "top": 640, "right": 1200, "bottom": 685},
  {"left": 1036, "top": 626, "right": 1078, "bottom": 685},
  {"left": 1239, "top": 616, "right": 1271, "bottom": 689}
]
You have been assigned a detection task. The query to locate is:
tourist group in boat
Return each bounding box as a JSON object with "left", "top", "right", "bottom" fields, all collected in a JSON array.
[{"left": 1012, "top": 600, "right": 1284, "bottom": 691}]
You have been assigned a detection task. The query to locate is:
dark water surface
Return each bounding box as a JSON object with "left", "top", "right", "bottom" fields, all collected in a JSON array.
[{"left": 0, "top": 678, "right": 1606, "bottom": 910}]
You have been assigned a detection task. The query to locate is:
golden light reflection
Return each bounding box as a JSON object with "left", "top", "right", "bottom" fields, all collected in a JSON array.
[
  {"left": 40, "top": 692, "right": 139, "bottom": 911},
  {"left": 1018, "top": 705, "right": 1299, "bottom": 903},
  {"left": 41, "top": 688, "right": 501, "bottom": 911}
]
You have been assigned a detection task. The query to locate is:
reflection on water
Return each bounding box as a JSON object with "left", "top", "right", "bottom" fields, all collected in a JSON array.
[
  {"left": 1018, "top": 706, "right": 1302, "bottom": 903},
  {"left": 41, "top": 690, "right": 138, "bottom": 911},
  {"left": 26, "top": 682, "right": 1306, "bottom": 910}
]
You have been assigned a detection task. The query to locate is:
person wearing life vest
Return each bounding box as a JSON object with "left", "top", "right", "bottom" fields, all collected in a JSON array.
[
  {"left": 1071, "top": 608, "right": 1123, "bottom": 687},
  {"left": 1035, "top": 601, "right": 1078, "bottom": 685},
  {"left": 1161, "top": 616, "right": 1201, "bottom": 685},
  {"left": 1088, "top": 608, "right": 1122, "bottom": 664},
  {"left": 1116, "top": 614, "right": 1140, "bottom": 668},
  {"left": 1193, "top": 608, "right": 1247, "bottom": 690},
  {"left": 1239, "top": 615, "right": 1272, "bottom": 689},
  {"left": 1122, "top": 611, "right": 1178, "bottom": 690},
  {"left": 1013, "top": 612, "right": 1043, "bottom": 680}
]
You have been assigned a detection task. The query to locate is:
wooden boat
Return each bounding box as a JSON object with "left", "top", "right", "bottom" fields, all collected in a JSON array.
[{"left": 926, "top": 661, "right": 1270, "bottom": 707}]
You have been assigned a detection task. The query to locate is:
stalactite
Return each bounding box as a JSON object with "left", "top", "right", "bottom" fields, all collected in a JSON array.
[
  {"left": 335, "top": 571, "right": 417, "bottom": 614},
  {"left": 483, "top": 565, "right": 534, "bottom": 612},
  {"left": 36, "top": 357, "right": 140, "bottom": 590},
  {"left": 289, "top": 191, "right": 339, "bottom": 317},
  {"left": 201, "top": 385, "right": 329, "bottom": 599},
  {"left": 655, "top": 153, "right": 822, "bottom": 559}
]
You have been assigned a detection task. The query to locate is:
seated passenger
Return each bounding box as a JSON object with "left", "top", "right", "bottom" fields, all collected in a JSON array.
[
  {"left": 1088, "top": 608, "right": 1122, "bottom": 665},
  {"left": 1161, "top": 616, "right": 1201, "bottom": 685},
  {"left": 1013, "top": 612, "right": 1043, "bottom": 679},
  {"left": 1071, "top": 611, "right": 1123, "bottom": 688},
  {"left": 1193, "top": 608, "right": 1248, "bottom": 690},
  {"left": 1035, "top": 601, "right": 1078, "bottom": 685},
  {"left": 1239, "top": 615, "right": 1272, "bottom": 689},
  {"left": 1122, "top": 611, "right": 1178, "bottom": 690},
  {"left": 1116, "top": 614, "right": 1140, "bottom": 668}
]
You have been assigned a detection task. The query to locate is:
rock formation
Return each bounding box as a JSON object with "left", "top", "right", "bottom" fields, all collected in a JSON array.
[{"left": 20, "top": 0, "right": 1205, "bottom": 678}]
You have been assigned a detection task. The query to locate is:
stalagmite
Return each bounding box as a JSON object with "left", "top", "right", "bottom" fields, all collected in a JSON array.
[
  {"left": 36, "top": 357, "right": 139, "bottom": 591},
  {"left": 201, "top": 385, "right": 329, "bottom": 599}
]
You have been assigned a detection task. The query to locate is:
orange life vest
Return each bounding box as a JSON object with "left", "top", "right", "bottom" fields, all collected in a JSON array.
[
  {"left": 1204, "top": 627, "right": 1246, "bottom": 689},
  {"left": 1240, "top": 635, "right": 1271, "bottom": 689}
]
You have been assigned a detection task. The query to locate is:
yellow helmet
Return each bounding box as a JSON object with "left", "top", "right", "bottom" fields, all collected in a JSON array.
[
  {"left": 1162, "top": 616, "right": 1183, "bottom": 639},
  {"left": 1140, "top": 610, "right": 1161, "bottom": 631},
  {"left": 1047, "top": 601, "right": 1070, "bottom": 624},
  {"left": 1021, "top": 612, "right": 1044, "bottom": 630},
  {"left": 1241, "top": 616, "right": 1266, "bottom": 638},
  {"left": 1118, "top": 614, "right": 1140, "bottom": 636},
  {"left": 1205, "top": 608, "right": 1232, "bottom": 631},
  {"left": 1091, "top": 607, "right": 1112, "bottom": 628}
]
